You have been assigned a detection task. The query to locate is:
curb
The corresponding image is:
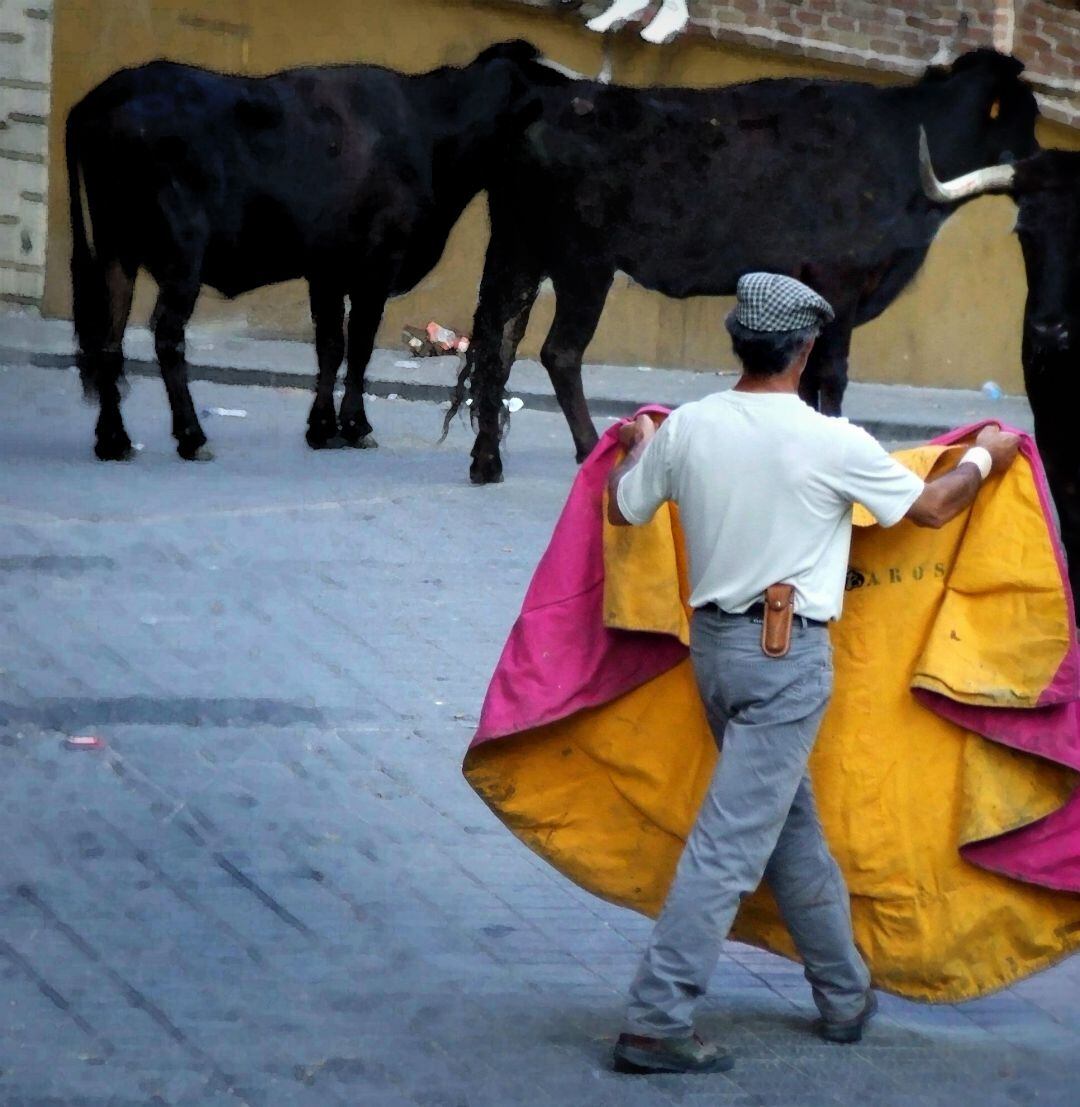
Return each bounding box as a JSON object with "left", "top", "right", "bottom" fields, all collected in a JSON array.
[{"left": 2, "top": 344, "right": 953, "bottom": 443}]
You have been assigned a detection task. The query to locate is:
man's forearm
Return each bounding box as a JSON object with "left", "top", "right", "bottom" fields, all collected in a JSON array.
[
  {"left": 606, "top": 441, "right": 650, "bottom": 526},
  {"left": 907, "top": 463, "right": 983, "bottom": 529}
]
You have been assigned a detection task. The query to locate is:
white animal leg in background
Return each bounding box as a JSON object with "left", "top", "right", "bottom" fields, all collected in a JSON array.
[
  {"left": 641, "top": 0, "right": 689, "bottom": 44},
  {"left": 586, "top": 0, "right": 649, "bottom": 35}
]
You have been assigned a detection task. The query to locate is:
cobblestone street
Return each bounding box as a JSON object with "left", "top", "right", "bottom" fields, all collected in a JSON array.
[{"left": 1, "top": 360, "right": 1079, "bottom": 1107}]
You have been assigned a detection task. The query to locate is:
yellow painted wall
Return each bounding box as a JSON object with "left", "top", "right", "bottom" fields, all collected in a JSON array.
[{"left": 45, "top": 0, "right": 1080, "bottom": 390}]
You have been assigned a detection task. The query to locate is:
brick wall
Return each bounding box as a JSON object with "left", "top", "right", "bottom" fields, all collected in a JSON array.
[
  {"left": 0, "top": 0, "right": 52, "bottom": 306},
  {"left": 690, "top": 1, "right": 998, "bottom": 74},
  {"left": 1018, "top": 1, "right": 1080, "bottom": 96},
  {"left": 538, "top": 1, "right": 1080, "bottom": 124}
]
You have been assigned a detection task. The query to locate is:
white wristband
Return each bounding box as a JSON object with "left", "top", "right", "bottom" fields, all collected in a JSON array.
[{"left": 959, "top": 446, "right": 993, "bottom": 481}]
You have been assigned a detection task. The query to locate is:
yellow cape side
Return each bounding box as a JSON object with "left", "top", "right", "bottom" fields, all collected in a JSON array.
[{"left": 464, "top": 446, "right": 1080, "bottom": 1001}]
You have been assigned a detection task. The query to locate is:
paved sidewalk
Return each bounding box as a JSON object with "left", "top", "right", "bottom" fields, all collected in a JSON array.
[
  {"left": 0, "top": 360, "right": 1076, "bottom": 1107},
  {"left": 0, "top": 310, "right": 1034, "bottom": 444}
]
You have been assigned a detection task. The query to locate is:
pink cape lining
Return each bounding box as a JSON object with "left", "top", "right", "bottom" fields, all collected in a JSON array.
[
  {"left": 469, "top": 413, "right": 1080, "bottom": 894},
  {"left": 919, "top": 423, "right": 1080, "bottom": 892}
]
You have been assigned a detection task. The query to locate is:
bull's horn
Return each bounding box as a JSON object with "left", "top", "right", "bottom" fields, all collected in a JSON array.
[
  {"left": 598, "top": 38, "right": 614, "bottom": 84},
  {"left": 929, "top": 12, "right": 969, "bottom": 67},
  {"left": 918, "top": 126, "right": 1016, "bottom": 203},
  {"left": 535, "top": 56, "right": 588, "bottom": 80}
]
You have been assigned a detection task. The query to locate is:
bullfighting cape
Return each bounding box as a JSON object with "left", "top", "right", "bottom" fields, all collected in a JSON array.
[{"left": 463, "top": 413, "right": 1080, "bottom": 1002}]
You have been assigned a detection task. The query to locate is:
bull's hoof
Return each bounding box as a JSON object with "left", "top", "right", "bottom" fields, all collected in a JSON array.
[
  {"left": 306, "top": 420, "right": 340, "bottom": 449},
  {"left": 345, "top": 434, "right": 378, "bottom": 450},
  {"left": 470, "top": 457, "right": 504, "bottom": 485},
  {"left": 338, "top": 417, "right": 375, "bottom": 449},
  {"left": 93, "top": 442, "right": 133, "bottom": 460},
  {"left": 177, "top": 438, "right": 211, "bottom": 461},
  {"left": 95, "top": 438, "right": 134, "bottom": 462},
  {"left": 308, "top": 433, "right": 348, "bottom": 450}
]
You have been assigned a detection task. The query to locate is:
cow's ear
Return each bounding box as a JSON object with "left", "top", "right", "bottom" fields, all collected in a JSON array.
[
  {"left": 492, "top": 58, "right": 547, "bottom": 130},
  {"left": 949, "top": 48, "right": 1025, "bottom": 80},
  {"left": 474, "top": 39, "right": 541, "bottom": 68},
  {"left": 919, "top": 64, "right": 949, "bottom": 84},
  {"left": 462, "top": 49, "right": 545, "bottom": 135}
]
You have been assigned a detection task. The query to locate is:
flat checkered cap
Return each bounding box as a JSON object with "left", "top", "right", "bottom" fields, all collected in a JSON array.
[{"left": 731, "top": 272, "right": 835, "bottom": 333}]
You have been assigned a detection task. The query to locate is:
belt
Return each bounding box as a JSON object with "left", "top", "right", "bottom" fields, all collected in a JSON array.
[{"left": 701, "top": 601, "right": 828, "bottom": 629}]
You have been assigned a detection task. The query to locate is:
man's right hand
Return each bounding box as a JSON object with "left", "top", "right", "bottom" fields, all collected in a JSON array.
[
  {"left": 907, "top": 425, "right": 1023, "bottom": 529},
  {"left": 618, "top": 413, "right": 658, "bottom": 451},
  {"left": 975, "top": 424, "right": 1021, "bottom": 474},
  {"left": 609, "top": 414, "right": 660, "bottom": 527}
]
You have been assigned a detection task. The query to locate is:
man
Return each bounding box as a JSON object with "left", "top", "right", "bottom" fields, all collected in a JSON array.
[{"left": 606, "top": 272, "right": 1020, "bottom": 1076}]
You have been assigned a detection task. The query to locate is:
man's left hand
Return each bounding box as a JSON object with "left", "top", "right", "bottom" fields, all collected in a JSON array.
[{"left": 619, "top": 413, "right": 657, "bottom": 451}]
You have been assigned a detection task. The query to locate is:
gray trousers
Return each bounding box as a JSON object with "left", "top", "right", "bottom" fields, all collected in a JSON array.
[{"left": 623, "top": 607, "right": 871, "bottom": 1036}]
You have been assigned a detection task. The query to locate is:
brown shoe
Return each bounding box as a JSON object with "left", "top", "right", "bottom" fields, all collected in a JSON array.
[{"left": 612, "top": 1032, "right": 735, "bottom": 1075}]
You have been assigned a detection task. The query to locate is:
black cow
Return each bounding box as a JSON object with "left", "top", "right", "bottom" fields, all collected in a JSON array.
[
  {"left": 921, "top": 142, "right": 1080, "bottom": 606},
  {"left": 66, "top": 41, "right": 558, "bottom": 461},
  {"left": 447, "top": 50, "right": 1038, "bottom": 484}
]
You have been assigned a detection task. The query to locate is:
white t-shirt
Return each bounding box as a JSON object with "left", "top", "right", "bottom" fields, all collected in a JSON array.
[{"left": 615, "top": 391, "right": 925, "bottom": 622}]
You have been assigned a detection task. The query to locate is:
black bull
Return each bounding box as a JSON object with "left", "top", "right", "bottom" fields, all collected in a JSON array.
[
  {"left": 1013, "top": 153, "right": 1080, "bottom": 612},
  {"left": 449, "top": 49, "right": 1038, "bottom": 485},
  {"left": 66, "top": 41, "right": 561, "bottom": 461},
  {"left": 921, "top": 145, "right": 1080, "bottom": 607}
]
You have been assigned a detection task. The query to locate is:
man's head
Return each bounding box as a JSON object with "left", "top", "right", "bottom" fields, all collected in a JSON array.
[{"left": 725, "top": 273, "right": 835, "bottom": 378}]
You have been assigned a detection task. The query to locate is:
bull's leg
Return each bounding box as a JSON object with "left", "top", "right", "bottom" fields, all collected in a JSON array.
[
  {"left": 800, "top": 313, "right": 854, "bottom": 416},
  {"left": 468, "top": 267, "right": 542, "bottom": 485},
  {"left": 541, "top": 270, "right": 612, "bottom": 462},
  {"left": 152, "top": 282, "right": 210, "bottom": 461},
  {"left": 83, "top": 260, "right": 136, "bottom": 461},
  {"left": 306, "top": 282, "right": 346, "bottom": 449},
  {"left": 1047, "top": 460, "right": 1080, "bottom": 610},
  {"left": 337, "top": 285, "right": 388, "bottom": 449},
  {"left": 1028, "top": 388, "right": 1080, "bottom": 616},
  {"left": 797, "top": 354, "right": 821, "bottom": 411},
  {"left": 455, "top": 221, "right": 545, "bottom": 484}
]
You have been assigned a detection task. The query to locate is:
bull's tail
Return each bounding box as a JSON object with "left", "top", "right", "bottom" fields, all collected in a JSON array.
[
  {"left": 440, "top": 353, "right": 476, "bottom": 441},
  {"left": 66, "top": 114, "right": 124, "bottom": 400},
  {"left": 439, "top": 348, "right": 511, "bottom": 443}
]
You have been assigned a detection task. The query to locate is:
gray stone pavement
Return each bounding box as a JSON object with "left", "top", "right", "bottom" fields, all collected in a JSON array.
[
  {"left": 0, "top": 354, "right": 1077, "bottom": 1107},
  {"left": 0, "top": 310, "right": 1035, "bottom": 444}
]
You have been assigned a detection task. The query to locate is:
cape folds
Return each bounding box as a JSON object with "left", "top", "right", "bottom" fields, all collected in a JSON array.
[{"left": 463, "top": 413, "right": 1080, "bottom": 1002}]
